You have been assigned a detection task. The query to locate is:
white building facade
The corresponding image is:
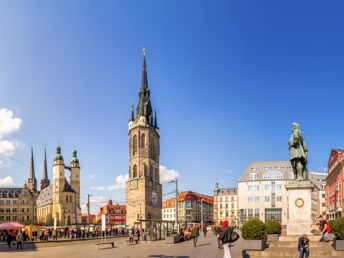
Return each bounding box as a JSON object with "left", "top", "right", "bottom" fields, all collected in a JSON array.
[
  {"left": 238, "top": 161, "right": 294, "bottom": 226},
  {"left": 213, "top": 185, "right": 239, "bottom": 226}
]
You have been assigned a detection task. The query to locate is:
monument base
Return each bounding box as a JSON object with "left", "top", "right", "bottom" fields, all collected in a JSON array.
[{"left": 285, "top": 181, "right": 314, "bottom": 236}]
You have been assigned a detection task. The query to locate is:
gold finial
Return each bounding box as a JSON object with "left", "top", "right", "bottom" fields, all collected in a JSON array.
[{"left": 143, "top": 48, "right": 146, "bottom": 55}]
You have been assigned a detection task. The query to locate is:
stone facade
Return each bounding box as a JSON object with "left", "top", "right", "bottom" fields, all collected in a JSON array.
[
  {"left": 37, "top": 147, "right": 82, "bottom": 226},
  {"left": 126, "top": 51, "right": 162, "bottom": 228}
]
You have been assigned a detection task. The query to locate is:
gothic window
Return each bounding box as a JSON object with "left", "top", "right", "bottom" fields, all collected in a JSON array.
[
  {"left": 70, "top": 196, "right": 72, "bottom": 202},
  {"left": 144, "top": 164, "right": 148, "bottom": 177},
  {"left": 133, "top": 135, "right": 138, "bottom": 156},
  {"left": 133, "top": 165, "right": 137, "bottom": 178},
  {"left": 66, "top": 196, "right": 68, "bottom": 203},
  {"left": 141, "top": 134, "right": 145, "bottom": 148},
  {"left": 155, "top": 168, "right": 158, "bottom": 181},
  {"left": 150, "top": 165, "right": 153, "bottom": 180}
]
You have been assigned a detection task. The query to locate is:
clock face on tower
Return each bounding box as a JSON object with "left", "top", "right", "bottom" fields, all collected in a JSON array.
[{"left": 295, "top": 198, "right": 304, "bottom": 208}]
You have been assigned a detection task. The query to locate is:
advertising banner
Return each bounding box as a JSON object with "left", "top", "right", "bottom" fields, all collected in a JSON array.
[{"left": 152, "top": 192, "right": 157, "bottom": 208}]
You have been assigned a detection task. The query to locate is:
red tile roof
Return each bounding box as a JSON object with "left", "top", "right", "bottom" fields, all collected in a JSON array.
[{"left": 178, "top": 191, "right": 214, "bottom": 204}]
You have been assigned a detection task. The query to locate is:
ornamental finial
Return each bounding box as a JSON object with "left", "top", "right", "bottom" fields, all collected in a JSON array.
[{"left": 143, "top": 48, "right": 146, "bottom": 55}]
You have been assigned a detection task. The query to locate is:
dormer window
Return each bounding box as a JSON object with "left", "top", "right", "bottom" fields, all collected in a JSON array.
[{"left": 250, "top": 173, "right": 257, "bottom": 180}]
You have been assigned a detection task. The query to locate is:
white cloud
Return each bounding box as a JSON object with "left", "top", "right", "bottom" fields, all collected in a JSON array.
[
  {"left": 223, "top": 169, "right": 233, "bottom": 174},
  {"left": 159, "top": 165, "right": 179, "bottom": 183},
  {"left": 0, "top": 176, "right": 14, "bottom": 186},
  {"left": 89, "top": 174, "right": 128, "bottom": 191},
  {"left": 88, "top": 175, "right": 96, "bottom": 179},
  {"left": 81, "top": 195, "right": 107, "bottom": 214},
  {"left": 107, "top": 174, "right": 128, "bottom": 190},
  {"left": 0, "top": 109, "right": 22, "bottom": 138},
  {"left": 0, "top": 109, "right": 22, "bottom": 162}
]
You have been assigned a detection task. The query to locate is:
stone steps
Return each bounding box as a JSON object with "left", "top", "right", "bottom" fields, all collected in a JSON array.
[
  {"left": 278, "top": 235, "right": 321, "bottom": 242},
  {"left": 269, "top": 240, "right": 330, "bottom": 248},
  {"left": 246, "top": 247, "right": 343, "bottom": 257}
]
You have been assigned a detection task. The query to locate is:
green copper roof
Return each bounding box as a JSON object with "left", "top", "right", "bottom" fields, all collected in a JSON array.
[
  {"left": 70, "top": 149, "right": 79, "bottom": 164},
  {"left": 54, "top": 146, "right": 64, "bottom": 161}
]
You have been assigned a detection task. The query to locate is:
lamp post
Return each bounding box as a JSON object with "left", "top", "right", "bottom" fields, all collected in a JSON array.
[{"left": 168, "top": 179, "right": 179, "bottom": 232}]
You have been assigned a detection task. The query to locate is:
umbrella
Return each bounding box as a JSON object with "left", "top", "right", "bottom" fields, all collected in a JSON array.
[{"left": 0, "top": 222, "right": 25, "bottom": 230}]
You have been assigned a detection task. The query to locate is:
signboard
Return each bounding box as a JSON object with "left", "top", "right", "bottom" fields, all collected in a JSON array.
[
  {"left": 152, "top": 192, "right": 157, "bottom": 208},
  {"left": 130, "top": 179, "right": 138, "bottom": 190},
  {"left": 54, "top": 217, "right": 57, "bottom": 230},
  {"left": 101, "top": 214, "right": 106, "bottom": 231}
]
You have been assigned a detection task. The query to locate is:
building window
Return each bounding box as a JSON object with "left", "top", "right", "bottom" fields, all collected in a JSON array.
[
  {"left": 133, "top": 165, "right": 137, "bottom": 178},
  {"left": 254, "top": 197, "right": 260, "bottom": 203},
  {"left": 289, "top": 172, "right": 294, "bottom": 179},
  {"left": 248, "top": 197, "right": 253, "bottom": 203},
  {"left": 277, "top": 196, "right": 282, "bottom": 202},
  {"left": 133, "top": 135, "right": 138, "bottom": 155},
  {"left": 271, "top": 197, "right": 275, "bottom": 207},
  {"left": 231, "top": 197, "right": 234, "bottom": 201},
  {"left": 13, "top": 200, "right": 17, "bottom": 205},
  {"left": 231, "top": 203, "right": 234, "bottom": 209},
  {"left": 265, "top": 208, "right": 282, "bottom": 223},
  {"left": 248, "top": 186, "right": 253, "bottom": 191},
  {"left": 6, "top": 208, "right": 10, "bottom": 213},
  {"left": 250, "top": 173, "right": 257, "bottom": 180},
  {"left": 265, "top": 185, "right": 270, "bottom": 191},
  {"left": 254, "top": 208, "right": 259, "bottom": 218},
  {"left": 248, "top": 209, "right": 253, "bottom": 219},
  {"left": 255, "top": 185, "right": 260, "bottom": 191},
  {"left": 219, "top": 197, "right": 222, "bottom": 202},
  {"left": 6, "top": 200, "right": 10, "bottom": 205},
  {"left": 277, "top": 185, "right": 282, "bottom": 191},
  {"left": 141, "top": 134, "right": 145, "bottom": 148},
  {"left": 263, "top": 172, "right": 283, "bottom": 179},
  {"left": 265, "top": 196, "right": 270, "bottom": 202}
]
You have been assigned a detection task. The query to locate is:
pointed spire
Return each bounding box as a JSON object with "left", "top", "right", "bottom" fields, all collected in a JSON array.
[
  {"left": 30, "top": 146, "right": 35, "bottom": 180},
  {"left": 42, "top": 147, "right": 48, "bottom": 180},
  {"left": 154, "top": 109, "right": 158, "bottom": 128},
  {"left": 141, "top": 48, "right": 148, "bottom": 90},
  {"left": 130, "top": 99, "right": 135, "bottom": 121}
]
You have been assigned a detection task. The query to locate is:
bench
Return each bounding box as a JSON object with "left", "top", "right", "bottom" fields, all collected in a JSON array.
[{"left": 96, "top": 241, "right": 115, "bottom": 250}]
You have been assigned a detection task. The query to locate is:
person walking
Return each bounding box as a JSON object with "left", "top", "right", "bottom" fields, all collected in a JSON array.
[
  {"left": 319, "top": 215, "right": 329, "bottom": 242},
  {"left": 6, "top": 231, "right": 13, "bottom": 248},
  {"left": 298, "top": 234, "right": 310, "bottom": 258},
  {"left": 216, "top": 223, "right": 223, "bottom": 249},
  {"left": 203, "top": 226, "right": 207, "bottom": 238},
  {"left": 219, "top": 221, "right": 233, "bottom": 258},
  {"left": 16, "top": 230, "right": 23, "bottom": 250},
  {"left": 191, "top": 226, "right": 200, "bottom": 247}
]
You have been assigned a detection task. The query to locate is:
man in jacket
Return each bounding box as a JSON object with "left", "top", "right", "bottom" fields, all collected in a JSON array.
[
  {"left": 319, "top": 215, "right": 329, "bottom": 242},
  {"left": 16, "top": 230, "right": 23, "bottom": 250},
  {"left": 215, "top": 223, "right": 223, "bottom": 249},
  {"left": 219, "top": 221, "right": 233, "bottom": 258},
  {"left": 190, "top": 226, "right": 200, "bottom": 247}
]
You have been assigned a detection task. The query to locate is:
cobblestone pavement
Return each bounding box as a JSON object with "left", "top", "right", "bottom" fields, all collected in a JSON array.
[{"left": 1, "top": 234, "right": 244, "bottom": 258}]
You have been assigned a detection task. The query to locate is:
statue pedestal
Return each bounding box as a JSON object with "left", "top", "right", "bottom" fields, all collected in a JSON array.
[{"left": 285, "top": 181, "right": 314, "bottom": 235}]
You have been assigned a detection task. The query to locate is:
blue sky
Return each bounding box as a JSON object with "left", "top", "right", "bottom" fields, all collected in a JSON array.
[{"left": 0, "top": 1, "right": 343, "bottom": 213}]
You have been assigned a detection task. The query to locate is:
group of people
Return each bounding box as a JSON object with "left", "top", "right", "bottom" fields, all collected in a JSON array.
[{"left": 2, "top": 230, "right": 24, "bottom": 250}]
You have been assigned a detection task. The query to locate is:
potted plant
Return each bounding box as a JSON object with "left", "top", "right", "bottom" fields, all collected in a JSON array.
[
  {"left": 266, "top": 220, "right": 281, "bottom": 242},
  {"left": 166, "top": 234, "right": 180, "bottom": 244},
  {"left": 333, "top": 218, "right": 344, "bottom": 250},
  {"left": 328, "top": 220, "right": 337, "bottom": 241},
  {"left": 242, "top": 219, "right": 267, "bottom": 250}
]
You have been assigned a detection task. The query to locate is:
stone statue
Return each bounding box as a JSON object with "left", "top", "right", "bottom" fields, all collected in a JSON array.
[{"left": 289, "top": 123, "right": 308, "bottom": 181}]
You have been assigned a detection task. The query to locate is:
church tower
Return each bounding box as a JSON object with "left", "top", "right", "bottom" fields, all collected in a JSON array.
[
  {"left": 52, "top": 145, "right": 65, "bottom": 225},
  {"left": 28, "top": 146, "right": 37, "bottom": 192},
  {"left": 126, "top": 49, "right": 162, "bottom": 227},
  {"left": 40, "top": 148, "right": 50, "bottom": 190},
  {"left": 70, "top": 149, "right": 82, "bottom": 224}
]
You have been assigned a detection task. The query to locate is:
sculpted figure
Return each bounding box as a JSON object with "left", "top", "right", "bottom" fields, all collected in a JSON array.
[{"left": 289, "top": 123, "right": 308, "bottom": 181}]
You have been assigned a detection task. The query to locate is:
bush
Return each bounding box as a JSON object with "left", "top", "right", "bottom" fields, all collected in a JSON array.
[
  {"left": 266, "top": 220, "right": 281, "bottom": 235},
  {"left": 334, "top": 218, "right": 344, "bottom": 240},
  {"left": 328, "top": 220, "right": 337, "bottom": 235},
  {"left": 242, "top": 219, "right": 267, "bottom": 240}
]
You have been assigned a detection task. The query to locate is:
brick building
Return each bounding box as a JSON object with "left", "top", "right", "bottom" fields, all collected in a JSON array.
[
  {"left": 326, "top": 149, "right": 344, "bottom": 220},
  {"left": 97, "top": 200, "right": 126, "bottom": 227}
]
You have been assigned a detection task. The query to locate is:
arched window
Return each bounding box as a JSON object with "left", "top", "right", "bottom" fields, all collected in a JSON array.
[
  {"left": 144, "top": 164, "right": 148, "bottom": 177},
  {"left": 133, "top": 165, "right": 137, "bottom": 178},
  {"left": 150, "top": 165, "right": 153, "bottom": 180},
  {"left": 155, "top": 168, "right": 159, "bottom": 181},
  {"left": 133, "top": 135, "right": 138, "bottom": 156},
  {"left": 66, "top": 196, "right": 68, "bottom": 202},
  {"left": 141, "top": 134, "right": 145, "bottom": 148},
  {"left": 70, "top": 196, "right": 72, "bottom": 202}
]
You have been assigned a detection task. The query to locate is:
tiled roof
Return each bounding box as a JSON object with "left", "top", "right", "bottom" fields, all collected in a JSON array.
[
  {"left": 308, "top": 172, "right": 327, "bottom": 189},
  {"left": 37, "top": 185, "right": 53, "bottom": 207},
  {"left": 215, "top": 188, "right": 238, "bottom": 195},
  {"left": 0, "top": 188, "right": 23, "bottom": 198},
  {"left": 178, "top": 191, "right": 214, "bottom": 204},
  {"left": 163, "top": 199, "right": 176, "bottom": 208},
  {"left": 238, "top": 161, "right": 293, "bottom": 182}
]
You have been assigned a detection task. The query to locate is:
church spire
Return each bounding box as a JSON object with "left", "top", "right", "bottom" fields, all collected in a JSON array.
[
  {"left": 154, "top": 109, "right": 158, "bottom": 128},
  {"left": 43, "top": 147, "right": 48, "bottom": 180},
  {"left": 130, "top": 100, "right": 135, "bottom": 121},
  {"left": 28, "top": 145, "right": 37, "bottom": 191},
  {"left": 136, "top": 48, "right": 153, "bottom": 120}
]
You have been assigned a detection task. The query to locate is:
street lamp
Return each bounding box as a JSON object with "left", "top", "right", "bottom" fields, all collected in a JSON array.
[{"left": 168, "top": 179, "right": 178, "bottom": 231}]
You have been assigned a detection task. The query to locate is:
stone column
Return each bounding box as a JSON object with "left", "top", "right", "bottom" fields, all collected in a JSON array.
[{"left": 285, "top": 181, "right": 314, "bottom": 235}]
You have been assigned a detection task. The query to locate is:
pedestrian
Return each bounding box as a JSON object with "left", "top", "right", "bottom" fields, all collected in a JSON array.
[
  {"left": 219, "top": 221, "right": 233, "bottom": 258},
  {"left": 216, "top": 223, "right": 223, "bottom": 249},
  {"left": 6, "top": 231, "right": 13, "bottom": 248},
  {"left": 136, "top": 228, "right": 140, "bottom": 242},
  {"left": 190, "top": 226, "right": 199, "bottom": 247},
  {"left": 318, "top": 215, "right": 329, "bottom": 242},
  {"left": 298, "top": 234, "right": 309, "bottom": 258},
  {"left": 203, "top": 226, "right": 207, "bottom": 238},
  {"left": 16, "top": 230, "right": 23, "bottom": 250}
]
